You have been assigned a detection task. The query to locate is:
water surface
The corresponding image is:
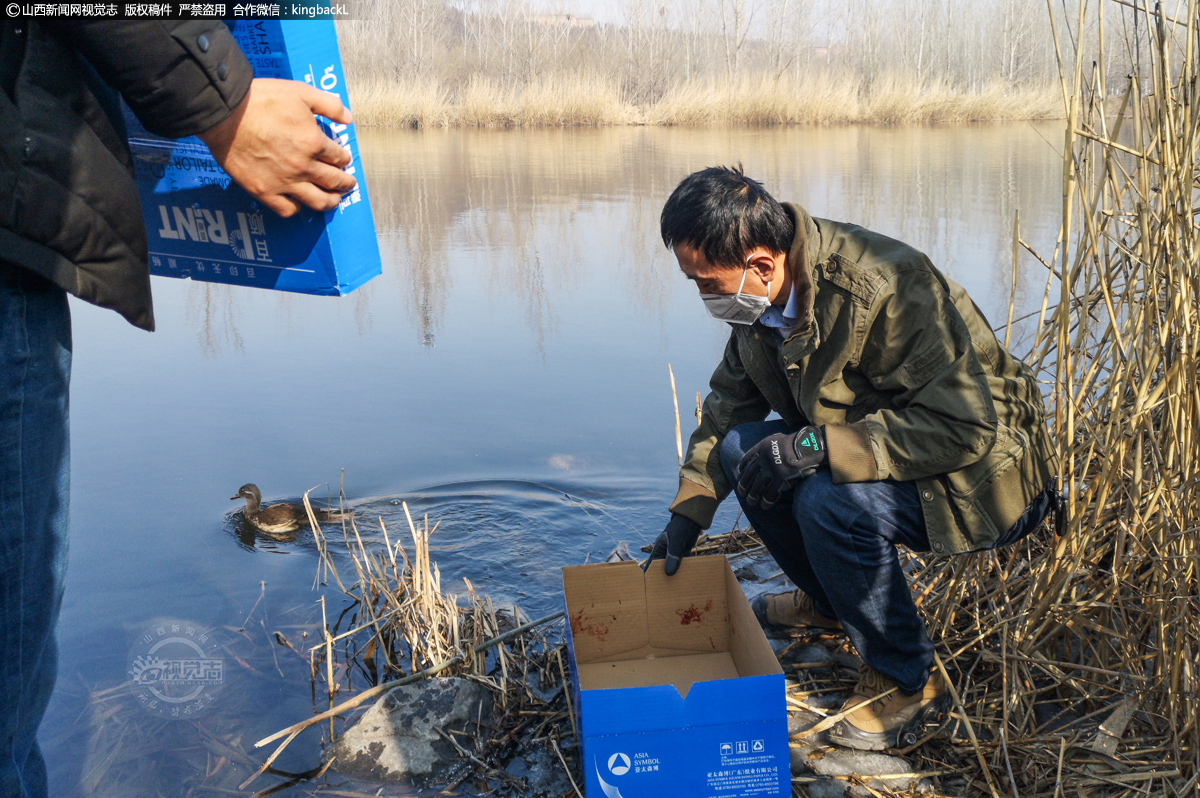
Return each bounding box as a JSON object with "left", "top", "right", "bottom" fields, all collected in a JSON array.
[{"left": 46, "top": 122, "right": 1065, "bottom": 796}]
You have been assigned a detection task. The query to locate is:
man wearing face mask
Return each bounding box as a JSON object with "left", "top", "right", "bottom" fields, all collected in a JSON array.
[{"left": 645, "top": 166, "right": 1060, "bottom": 751}]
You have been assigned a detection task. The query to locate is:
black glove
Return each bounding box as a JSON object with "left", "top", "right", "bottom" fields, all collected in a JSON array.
[
  {"left": 735, "top": 425, "right": 827, "bottom": 510},
  {"left": 645, "top": 513, "right": 703, "bottom": 576}
]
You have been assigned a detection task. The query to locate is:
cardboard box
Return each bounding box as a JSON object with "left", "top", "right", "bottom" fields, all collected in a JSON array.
[
  {"left": 562, "top": 558, "right": 790, "bottom": 798},
  {"left": 126, "top": 21, "right": 381, "bottom": 296}
]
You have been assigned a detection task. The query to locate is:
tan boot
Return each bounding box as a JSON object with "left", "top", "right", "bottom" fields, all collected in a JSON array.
[
  {"left": 750, "top": 589, "right": 843, "bottom": 630},
  {"left": 827, "top": 664, "right": 950, "bottom": 751}
]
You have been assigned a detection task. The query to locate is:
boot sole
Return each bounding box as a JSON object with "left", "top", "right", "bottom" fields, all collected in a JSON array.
[{"left": 827, "top": 692, "right": 952, "bottom": 751}]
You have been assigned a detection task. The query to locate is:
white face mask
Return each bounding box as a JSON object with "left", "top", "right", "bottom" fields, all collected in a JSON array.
[{"left": 700, "top": 258, "right": 771, "bottom": 325}]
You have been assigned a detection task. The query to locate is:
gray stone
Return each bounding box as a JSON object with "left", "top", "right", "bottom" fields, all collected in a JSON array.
[
  {"left": 787, "top": 644, "right": 837, "bottom": 667},
  {"left": 790, "top": 744, "right": 808, "bottom": 774},
  {"left": 798, "top": 745, "right": 926, "bottom": 795},
  {"left": 727, "top": 548, "right": 795, "bottom": 604},
  {"left": 769, "top": 637, "right": 794, "bottom": 656},
  {"left": 804, "top": 780, "right": 847, "bottom": 798},
  {"left": 733, "top": 565, "right": 760, "bottom": 582},
  {"left": 329, "top": 676, "right": 494, "bottom": 785},
  {"left": 499, "top": 743, "right": 574, "bottom": 798},
  {"left": 807, "top": 746, "right": 910, "bottom": 779}
]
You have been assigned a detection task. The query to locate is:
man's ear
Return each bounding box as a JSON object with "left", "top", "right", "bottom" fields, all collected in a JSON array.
[{"left": 745, "top": 248, "right": 781, "bottom": 282}]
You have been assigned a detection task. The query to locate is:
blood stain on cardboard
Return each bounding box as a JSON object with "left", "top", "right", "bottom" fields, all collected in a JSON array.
[
  {"left": 569, "top": 611, "right": 611, "bottom": 641},
  {"left": 677, "top": 598, "right": 714, "bottom": 625}
]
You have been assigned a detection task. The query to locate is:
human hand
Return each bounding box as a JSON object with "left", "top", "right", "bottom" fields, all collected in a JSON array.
[
  {"left": 735, "top": 426, "right": 826, "bottom": 510},
  {"left": 645, "top": 513, "right": 703, "bottom": 576},
  {"left": 197, "top": 78, "right": 357, "bottom": 218}
]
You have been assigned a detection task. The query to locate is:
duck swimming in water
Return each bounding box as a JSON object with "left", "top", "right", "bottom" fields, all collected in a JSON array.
[{"left": 231, "top": 484, "right": 352, "bottom": 535}]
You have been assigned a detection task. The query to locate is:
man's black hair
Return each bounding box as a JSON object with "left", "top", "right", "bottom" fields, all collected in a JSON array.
[{"left": 660, "top": 165, "right": 795, "bottom": 267}]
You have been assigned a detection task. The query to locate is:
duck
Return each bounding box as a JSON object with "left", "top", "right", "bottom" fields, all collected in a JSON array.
[{"left": 231, "top": 484, "right": 352, "bottom": 535}]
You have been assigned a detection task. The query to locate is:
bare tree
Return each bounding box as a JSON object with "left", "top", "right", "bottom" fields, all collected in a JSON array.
[{"left": 715, "top": 0, "right": 758, "bottom": 79}]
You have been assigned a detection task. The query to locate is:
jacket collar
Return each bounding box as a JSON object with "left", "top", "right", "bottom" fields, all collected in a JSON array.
[{"left": 780, "top": 202, "right": 823, "bottom": 334}]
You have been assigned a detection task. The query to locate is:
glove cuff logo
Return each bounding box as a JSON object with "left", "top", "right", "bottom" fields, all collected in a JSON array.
[{"left": 795, "top": 428, "right": 823, "bottom": 456}]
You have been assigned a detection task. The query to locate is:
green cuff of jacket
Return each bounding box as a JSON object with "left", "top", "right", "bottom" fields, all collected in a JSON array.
[
  {"left": 825, "top": 422, "right": 879, "bottom": 483},
  {"left": 669, "top": 478, "right": 719, "bottom": 529}
]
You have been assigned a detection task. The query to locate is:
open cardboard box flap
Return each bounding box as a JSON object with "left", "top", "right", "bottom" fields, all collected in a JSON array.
[
  {"left": 564, "top": 557, "right": 791, "bottom": 797},
  {"left": 563, "top": 556, "right": 780, "bottom": 699}
]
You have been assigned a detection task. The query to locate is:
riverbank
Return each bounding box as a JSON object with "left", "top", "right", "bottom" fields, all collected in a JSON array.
[{"left": 345, "top": 73, "right": 1062, "bottom": 128}]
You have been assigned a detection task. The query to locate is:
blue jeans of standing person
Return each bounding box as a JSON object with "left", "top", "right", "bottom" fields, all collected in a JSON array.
[
  {"left": 719, "top": 420, "right": 936, "bottom": 694},
  {"left": 0, "top": 266, "right": 71, "bottom": 798}
]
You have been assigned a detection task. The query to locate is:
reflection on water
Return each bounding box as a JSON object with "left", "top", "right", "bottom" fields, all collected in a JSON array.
[
  {"left": 180, "top": 124, "right": 1063, "bottom": 354},
  {"left": 49, "top": 123, "right": 1066, "bottom": 797},
  {"left": 352, "top": 479, "right": 655, "bottom": 616},
  {"left": 362, "top": 124, "right": 1062, "bottom": 350}
]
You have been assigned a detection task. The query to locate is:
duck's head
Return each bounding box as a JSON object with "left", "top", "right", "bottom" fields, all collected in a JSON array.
[{"left": 231, "top": 484, "right": 262, "bottom": 503}]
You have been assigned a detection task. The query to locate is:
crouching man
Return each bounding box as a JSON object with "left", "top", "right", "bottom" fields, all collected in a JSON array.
[{"left": 646, "top": 166, "right": 1059, "bottom": 750}]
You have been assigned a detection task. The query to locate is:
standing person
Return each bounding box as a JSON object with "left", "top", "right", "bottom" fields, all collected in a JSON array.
[
  {"left": 646, "top": 166, "right": 1059, "bottom": 750},
  {"left": 1, "top": 21, "right": 357, "bottom": 798}
]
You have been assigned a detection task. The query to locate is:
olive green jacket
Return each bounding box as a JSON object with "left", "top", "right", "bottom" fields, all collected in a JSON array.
[{"left": 670, "top": 204, "right": 1059, "bottom": 555}]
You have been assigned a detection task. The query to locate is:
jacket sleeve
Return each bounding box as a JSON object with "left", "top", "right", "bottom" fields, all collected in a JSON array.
[
  {"left": 670, "top": 333, "right": 772, "bottom": 528},
  {"left": 824, "top": 266, "right": 999, "bottom": 483},
  {"left": 49, "top": 21, "right": 253, "bottom": 138}
]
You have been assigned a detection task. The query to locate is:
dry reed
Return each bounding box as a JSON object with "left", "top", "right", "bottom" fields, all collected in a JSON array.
[
  {"left": 866, "top": 0, "right": 1200, "bottom": 794},
  {"left": 645, "top": 2, "right": 1199, "bottom": 793},
  {"left": 216, "top": 2, "right": 1200, "bottom": 788},
  {"left": 243, "top": 497, "right": 579, "bottom": 794},
  {"left": 346, "top": 71, "right": 1062, "bottom": 128}
]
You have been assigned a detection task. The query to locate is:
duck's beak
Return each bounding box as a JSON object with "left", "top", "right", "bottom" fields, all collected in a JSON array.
[{"left": 230, "top": 494, "right": 240, "bottom": 500}]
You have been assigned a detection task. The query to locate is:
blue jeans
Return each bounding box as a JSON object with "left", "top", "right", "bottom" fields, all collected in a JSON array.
[
  {"left": 720, "top": 420, "right": 935, "bottom": 694},
  {"left": 0, "top": 266, "right": 71, "bottom": 798}
]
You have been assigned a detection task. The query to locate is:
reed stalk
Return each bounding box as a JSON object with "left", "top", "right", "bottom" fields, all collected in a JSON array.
[
  {"left": 242, "top": 491, "right": 577, "bottom": 792},
  {"left": 898, "top": 0, "right": 1200, "bottom": 793},
  {"left": 345, "top": 72, "right": 1063, "bottom": 129}
]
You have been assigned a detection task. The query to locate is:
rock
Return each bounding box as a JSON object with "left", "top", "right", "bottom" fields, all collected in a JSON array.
[
  {"left": 787, "top": 644, "right": 837, "bottom": 667},
  {"left": 727, "top": 548, "right": 795, "bottom": 605},
  {"left": 769, "top": 637, "right": 794, "bottom": 656},
  {"left": 733, "top": 565, "right": 760, "bottom": 582},
  {"left": 939, "top": 774, "right": 970, "bottom": 797},
  {"left": 805, "top": 780, "right": 847, "bottom": 798},
  {"left": 805, "top": 746, "right": 929, "bottom": 795},
  {"left": 500, "top": 742, "right": 574, "bottom": 798},
  {"left": 807, "top": 745, "right": 909, "bottom": 778},
  {"left": 329, "top": 676, "right": 494, "bottom": 785}
]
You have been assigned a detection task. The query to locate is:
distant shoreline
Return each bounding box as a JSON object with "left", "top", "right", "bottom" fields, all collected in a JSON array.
[{"left": 345, "top": 74, "right": 1063, "bottom": 129}]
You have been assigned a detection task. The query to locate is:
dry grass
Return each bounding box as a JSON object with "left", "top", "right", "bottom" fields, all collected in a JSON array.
[
  {"left": 648, "top": 73, "right": 1061, "bottom": 126},
  {"left": 344, "top": 77, "right": 451, "bottom": 128},
  {"left": 868, "top": 2, "right": 1200, "bottom": 795},
  {"left": 240, "top": 497, "right": 579, "bottom": 794},
  {"left": 346, "top": 71, "right": 1062, "bottom": 128},
  {"left": 455, "top": 75, "right": 638, "bottom": 127},
  {"left": 184, "top": 3, "right": 1200, "bottom": 790}
]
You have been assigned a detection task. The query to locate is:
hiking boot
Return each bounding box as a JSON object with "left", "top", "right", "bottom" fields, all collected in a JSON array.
[
  {"left": 750, "top": 589, "right": 843, "bottom": 631},
  {"left": 828, "top": 664, "right": 950, "bottom": 751}
]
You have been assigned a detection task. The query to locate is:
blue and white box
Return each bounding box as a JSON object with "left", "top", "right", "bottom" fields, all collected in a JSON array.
[
  {"left": 562, "top": 557, "right": 790, "bottom": 798},
  {"left": 127, "top": 21, "right": 381, "bottom": 296}
]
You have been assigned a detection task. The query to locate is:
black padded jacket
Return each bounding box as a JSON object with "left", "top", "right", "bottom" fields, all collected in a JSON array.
[{"left": 0, "top": 21, "right": 254, "bottom": 330}]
